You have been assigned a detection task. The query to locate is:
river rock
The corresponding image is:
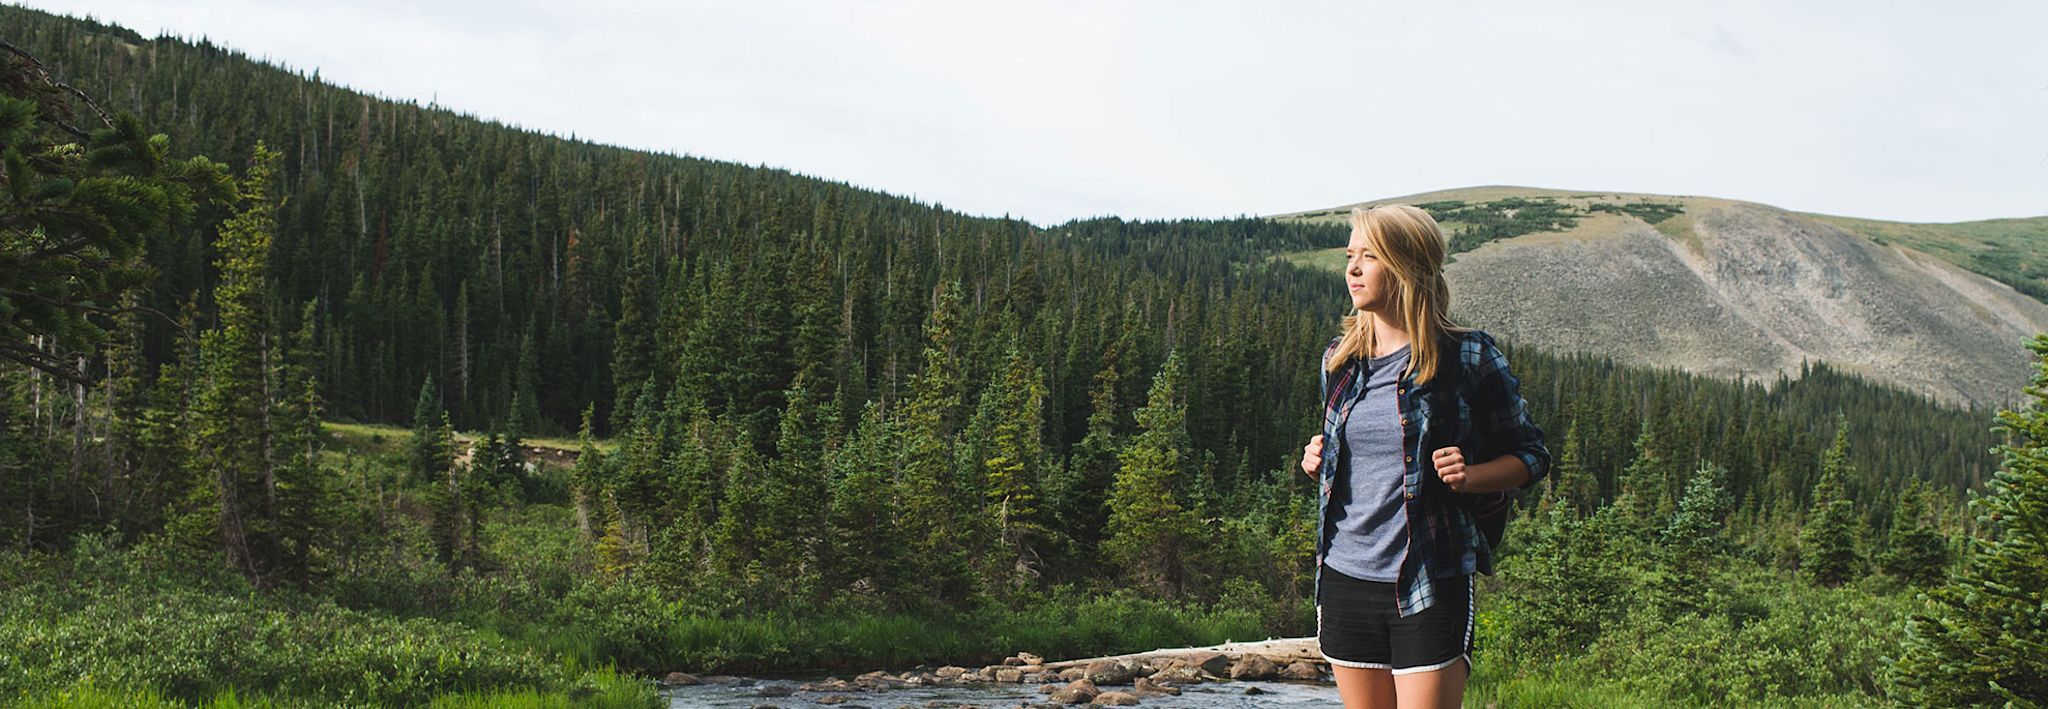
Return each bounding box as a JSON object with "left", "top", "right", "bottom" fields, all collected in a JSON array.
[
  {"left": 935, "top": 665, "right": 970, "bottom": 680},
  {"left": 1244, "top": 685, "right": 1267, "bottom": 695},
  {"left": 660, "top": 672, "right": 700, "bottom": 686},
  {"left": 1133, "top": 676, "right": 1181, "bottom": 697},
  {"left": 1185, "top": 652, "right": 1233, "bottom": 676},
  {"left": 1229, "top": 654, "right": 1279, "bottom": 680},
  {"left": 1018, "top": 651, "right": 1044, "bottom": 664},
  {"left": 756, "top": 683, "right": 796, "bottom": 697},
  {"left": 701, "top": 675, "right": 745, "bottom": 684},
  {"left": 1095, "top": 690, "right": 1140, "bottom": 706},
  {"left": 1148, "top": 666, "right": 1204, "bottom": 685},
  {"left": 995, "top": 668, "right": 1024, "bottom": 683},
  {"left": 1049, "top": 679, "right": 1100, "bottom": 704},
  {"left": 1039, "top": 682, "right": 1060, "bottom": 694},
  {"left": 1280, "top": 661, "right": 1322, "bottom": 680},
  {"left": 815, "top": 695, "right": 853, "bottom": 705},
  {"left": 1058, "top": 667, "right": 1088, "bottom": 681},
  {"left": 1085, "top": 659, "right": 1137, "bottom": 685}
]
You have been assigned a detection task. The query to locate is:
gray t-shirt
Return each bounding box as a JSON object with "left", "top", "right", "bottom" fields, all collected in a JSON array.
[{"left": 1324, "top": 344, "right": 1410, "bottom": 582}]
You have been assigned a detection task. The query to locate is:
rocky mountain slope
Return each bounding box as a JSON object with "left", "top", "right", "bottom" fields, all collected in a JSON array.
[{"left": 1274, "top": 187, "right": 2048, "bottom": 408}]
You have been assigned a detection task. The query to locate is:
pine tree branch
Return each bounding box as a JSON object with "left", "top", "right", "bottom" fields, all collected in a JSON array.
[{"left": 0, "top": 39, "right": 114, "bottom": 138}]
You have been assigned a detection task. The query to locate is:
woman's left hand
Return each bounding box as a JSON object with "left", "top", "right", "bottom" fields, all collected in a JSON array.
[{"left": 1432, "top": 446, "right": 1467, "bottom": 491}]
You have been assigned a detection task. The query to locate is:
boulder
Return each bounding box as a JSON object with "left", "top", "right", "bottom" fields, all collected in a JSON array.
[
  {"left": 660, "top": 672, "right": 700, "bottom": 686},
  {"left": 1280, "top": 661, "right": 1322, "bottom": 680},
  {"left": 1178, "top": 651, "right": 1231, "bottom": 676},
  {"left": 934, "top": 665, "right": 970, "bottom": 680},
  {"left": 1085, "top": 659, "right": 1137, "bottom": 685},
  {"left": 815, "top": 695, "right": 852, "bottom": 705},
  {"left": 1133, "top": 676, "right": 1181, "bottom": 697},
  {"left": 1004, "top": 655, "right": 1027, "bottom": 666},
  {"left": 1058, "top": 667, "right": 1089, "bottom": 681},
  {"left": 1018, "top": 651, "right": 1044, "bottom": 665},
  {"left": 1049, "top": 679, "right": 1100, "bottom": 704},
  {"left": 1244, "top": 685, "right": 1267, "bottom": 695},
  {"left": 799, "top": 677, "right": 852, "bottom": 692},
  {"left": 995, "top": 668, "right": 1024, "bottom": 683},
  {"left": 755, "top": 683, "right": 796, "bottom": 697},
  {"left": 1148, "top": 666, "right": 1204, "bottom": 685},
  {"left": 1095, "top": 690, "right": 1141, "bottom": 706},
  {"left": 1229, "top": 654, "right": 1279, "bottom": 680}
]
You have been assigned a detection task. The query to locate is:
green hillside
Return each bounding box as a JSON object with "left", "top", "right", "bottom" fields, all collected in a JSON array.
[{"left": 1807, "top": 213, "right": 2048, "bottom": 301}]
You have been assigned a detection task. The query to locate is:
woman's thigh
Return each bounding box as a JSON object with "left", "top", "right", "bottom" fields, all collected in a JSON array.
[{"left": 1333, "top": 664, "right": 1397, "bottom": 708}]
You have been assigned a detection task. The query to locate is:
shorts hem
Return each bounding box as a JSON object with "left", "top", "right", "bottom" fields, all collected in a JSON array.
[
  {"left": 1321, "top": 653, "right": 1392, "bottom": 670},
  {"left": 1390, "top": 653, "right": 1467, "bottom": 676}
]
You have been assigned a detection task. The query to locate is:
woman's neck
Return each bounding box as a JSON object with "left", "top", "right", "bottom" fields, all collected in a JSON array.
[{"left": 1367, "top": 311, "right": 1411, "bottom": 357}]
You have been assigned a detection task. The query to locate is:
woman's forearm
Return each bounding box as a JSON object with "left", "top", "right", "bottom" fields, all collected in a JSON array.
[{"left": 1462, "top": 454, "right": 1530, "bottom": 493}]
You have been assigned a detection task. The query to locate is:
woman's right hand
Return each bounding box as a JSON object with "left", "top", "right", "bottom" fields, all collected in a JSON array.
[{"left": 1300, "top": 435, "right": 1324, "bottom": 480}]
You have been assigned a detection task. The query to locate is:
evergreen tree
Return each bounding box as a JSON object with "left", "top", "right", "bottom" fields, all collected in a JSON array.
[
  {"left": 891, "top": 281, "right": 972, "bottom": 603},
  {"left": 1613, "top": 420, "right": 1665, "bottom": 538},
  {"left": 1651, "top": 461, "right": 1732, "bottom": 615},
  {"left": 979, "top": 345, "right": 1051, "bottom": 593},
  {"left": 188, "top": 145, "right": 291, "bottom": 586},
  {"left": 825, "top": 402, "right": 903, "bottom": 607},
  {"left": 609, "top": 234, "right": 654, "bottom": 433},
  {"left": 569, "top": 405, "right": 605, "bottom": 539},
  {"left": 1799, "top": 424, "right": 1862, "bottom": 587},
  {"left": 763, "top": 375, "right": 833, "bottom": 597},
  {"left": 1048, "top": 342, "right": 1124, "bottom": 568},
  {"left": 1878, "top": 480, "right": 1949, "bottom": 588},
  {"left": 0, "top": 44, "right": 230, "bottom": 383},
  {"left": 1892, "top": 334, "right": 2048, "bottom": 707},
  {"left": 409, "top": 376, "right": 449, "bottom": 486},
  {"left": 423, "top": 412, "right": 473, "bottom": 571},
  {"left": 1105, "top": 350, "right": 1198, "bottom": 597}
]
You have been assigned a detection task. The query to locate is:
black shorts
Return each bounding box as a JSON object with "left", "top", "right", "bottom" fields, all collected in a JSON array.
[{"left": 1315, "top": 563, "right": 1474, "bottom": 674}]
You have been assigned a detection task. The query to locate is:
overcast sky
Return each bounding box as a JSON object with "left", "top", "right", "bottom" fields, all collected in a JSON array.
[{"left": 18, "top": 0, "right": 2048, "bottom": 224}]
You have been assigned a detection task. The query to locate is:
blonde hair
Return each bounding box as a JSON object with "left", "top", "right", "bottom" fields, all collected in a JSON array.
[{"left": 1326, "top": 204, "right": 1463, "bottom": 383}]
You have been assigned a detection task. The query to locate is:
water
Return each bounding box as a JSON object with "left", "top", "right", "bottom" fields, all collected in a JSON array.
[{"left": 661, "top": 675, "right": 1340, "bottom": 708}]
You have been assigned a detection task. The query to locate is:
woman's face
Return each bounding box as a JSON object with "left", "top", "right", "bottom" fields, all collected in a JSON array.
[{"left": 1345, "top": 227, "right": 1393, "bottom": 313}]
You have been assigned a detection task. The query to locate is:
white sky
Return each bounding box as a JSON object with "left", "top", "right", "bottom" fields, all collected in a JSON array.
[{"left": 19, "top": 0, "right": 2048, "bottom": 225}]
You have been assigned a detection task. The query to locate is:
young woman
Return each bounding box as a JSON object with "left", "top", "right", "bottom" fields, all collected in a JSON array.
[{"left": 1298, "top": 204, "right": 1551, "bottom": 708}]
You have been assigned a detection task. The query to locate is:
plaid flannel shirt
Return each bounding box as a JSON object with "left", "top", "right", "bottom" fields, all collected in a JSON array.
[{"left": 1314, "top": 328, "right": 1551, "bottom": 617}]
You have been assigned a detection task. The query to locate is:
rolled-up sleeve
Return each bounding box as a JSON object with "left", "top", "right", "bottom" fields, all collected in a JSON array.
[{"left": 1469, "top": 332, "right": 1551, "bottom": 490}]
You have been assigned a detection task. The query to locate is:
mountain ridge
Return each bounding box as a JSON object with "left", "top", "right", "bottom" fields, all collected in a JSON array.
[{"left": 1273, "top": 187, "right": 2048, "bottom": 408}]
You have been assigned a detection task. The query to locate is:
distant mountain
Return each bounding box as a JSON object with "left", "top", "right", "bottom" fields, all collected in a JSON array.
[{"left": 1274, "top": 187, "right": 2048, "bottom": 408}]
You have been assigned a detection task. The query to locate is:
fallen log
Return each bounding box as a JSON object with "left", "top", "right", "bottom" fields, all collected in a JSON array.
[{"left": 1038, "top": 637, "right": 1325, "bottom": 671}]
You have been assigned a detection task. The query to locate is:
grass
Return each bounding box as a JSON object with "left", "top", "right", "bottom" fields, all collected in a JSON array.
[
  {"left": 322, "top": 421, "right": 618, "bottom": 456},
  {"left": 1808, "top": 213, "right": 2048, "bottom": 302}
]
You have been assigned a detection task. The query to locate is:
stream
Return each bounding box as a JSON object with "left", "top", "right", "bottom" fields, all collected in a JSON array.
[{"left": 660, "top": 674, "right": 1341, "bottom": 708}]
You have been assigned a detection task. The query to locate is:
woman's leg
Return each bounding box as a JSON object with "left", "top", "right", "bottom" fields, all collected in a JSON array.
[
  {"left": 1386, "top": 574, "right": 1474, "bottom": 709},
  {"left": 1391, "top": 656, "right": 1467, "bottom": 709},
  {"left": 1333, "top": 664, "right": 1398, "bottom": 708}
]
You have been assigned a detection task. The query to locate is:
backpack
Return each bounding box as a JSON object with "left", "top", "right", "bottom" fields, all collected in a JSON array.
[{"left": 1423, "top": 332, "right": 1514, "bottom": 553}]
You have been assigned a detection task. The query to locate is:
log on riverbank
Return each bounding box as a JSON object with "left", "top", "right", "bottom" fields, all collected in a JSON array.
[{"left": 1039, "top": 637, "right": 1325, "bottom": 672}]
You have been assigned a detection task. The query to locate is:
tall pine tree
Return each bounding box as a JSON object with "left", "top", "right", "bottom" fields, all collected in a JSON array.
[{"left": 1891, "top": 334, "right": 2048, "bottom": 706}]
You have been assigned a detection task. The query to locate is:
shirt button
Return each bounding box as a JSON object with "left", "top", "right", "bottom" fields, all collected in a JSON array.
[
  {"left": 1404, "top": 455, "right": 1414, "bottom": 463},
  {"left": 1404, "top": 491, "right": 1414, "bottom": 500}
]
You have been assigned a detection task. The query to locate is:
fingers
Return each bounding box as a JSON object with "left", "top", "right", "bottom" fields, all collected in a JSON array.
[
  {"left": 1433, "top": 446, "right": 1466, "bottom": 491},
  {"left": 1300, "top": 437, "right": 1324, "bottom": 478}
]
